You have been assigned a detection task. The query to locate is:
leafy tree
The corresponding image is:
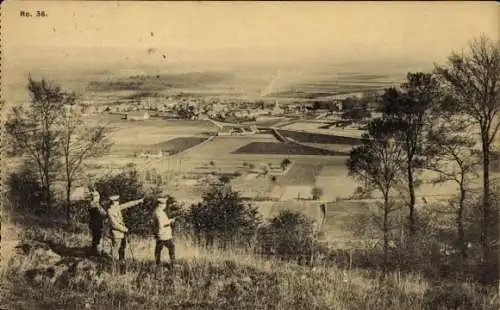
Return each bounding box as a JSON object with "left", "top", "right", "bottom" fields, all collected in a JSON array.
[
  {"left": 59, "top": 105, "right": 112, "bottom": 222},
  {"left": 174, "top": 102, "right": 199, "bottom": 120},
  {"left": 280, "top": 158, "right": 291, "bottom": 171},
  {"left": 425, "top": 115, "right": 479, "bottom": 261},
  {"left": 435, "top": 36, "right": 500, "bottom": 275},
  {"left": 187, "top": 182, "right": 261, "bottom": 249},
  {"left": 346, "top": 118, "right": 405, "bottom": 270},
  {"left": 342, "top": 96, "right": 363, "bottom": 110},
  {"left": 380, "top": 72, "right": 440, "bottom": 236},
  {"left": 342, "top": 108, "right": 371, "bottom": 121},
  {"left": 311, "top": 187, "right": 324, "bottom": 200},
  {"left": 5, "top": 77, "right": 70, "bottom": 208}
]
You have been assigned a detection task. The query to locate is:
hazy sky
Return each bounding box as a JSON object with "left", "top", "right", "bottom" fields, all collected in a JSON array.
[{"left": 3, "top": 1, "right": 498, "bottom": 65}]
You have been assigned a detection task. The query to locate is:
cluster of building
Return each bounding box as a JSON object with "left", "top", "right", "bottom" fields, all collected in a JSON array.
[{"left": 77, "top": 91, "right": 382, "bottom": 124}]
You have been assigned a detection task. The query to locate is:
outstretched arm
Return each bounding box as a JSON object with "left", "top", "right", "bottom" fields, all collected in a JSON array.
[{"left": 119, "top": 198, "right": 145, "bottom": 210}]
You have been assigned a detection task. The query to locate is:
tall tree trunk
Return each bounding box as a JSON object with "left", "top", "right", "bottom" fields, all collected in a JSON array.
[
  {"left": 481, "top": 138, "right": 490, "bottom": 281},
  {"left": 457, "top": 184, "right": 467, "bottom": 262},
  {"left": 383, "top": 192, "right": 390, "bottom": 273},
  {"left": 407, "top": 163, "right": 416, "bottom": 237},
  {"left": 66, "top": 180, "right": 72, "bottom": 223},
  {"left": 43, "top": 166, "right": 52, "bottom": 209}
]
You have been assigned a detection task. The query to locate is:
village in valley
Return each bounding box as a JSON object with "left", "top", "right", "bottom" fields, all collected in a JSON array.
[
  {"left": 2, "top": 2, "right": 499, "bottom": 309},
  {"left": 79, "top": 86, "right": 386, "bottom": 220}
]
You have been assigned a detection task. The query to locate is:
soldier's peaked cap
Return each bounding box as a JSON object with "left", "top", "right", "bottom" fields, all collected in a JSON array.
[
  {"left": 157, "top": 195, "right": 167, "bottom": 203},
  {"left": 110, "top": 195, "right": 120, "bottom": 201}
]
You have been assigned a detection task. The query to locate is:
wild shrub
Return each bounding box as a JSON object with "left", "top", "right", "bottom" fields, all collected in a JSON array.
[
  {"left": 257, "top": 210, "right": 316, "bottom": 265},
  {"left": 185, "top": 182, "right": 261, "bottom": 249},
  {"left": 6, "top": 163, "right": 44, "bottom": 215}
]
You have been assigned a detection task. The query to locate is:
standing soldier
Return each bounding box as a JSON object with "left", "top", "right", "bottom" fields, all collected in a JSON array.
[
  {"left": 153, "top": 195, "right": 176, "bottom": 269},
  {"left": 87, "top": 187, "right": 107, "bottom": 256},
  {"left": 107, "top": 195, "right": 144, "bottom": 266}
]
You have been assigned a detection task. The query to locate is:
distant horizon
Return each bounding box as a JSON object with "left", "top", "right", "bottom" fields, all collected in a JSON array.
[
  {"left": 4, "top": 1, "right": 497, "bottom": 70},
  {"left": 7, "top": 44, "right": 437, "bottom": 76},
  {"left": 2, "top": 1, "right": 496, "bottom": 105}
]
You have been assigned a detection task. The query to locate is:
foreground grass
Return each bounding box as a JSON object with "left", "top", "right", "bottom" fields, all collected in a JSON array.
[{"left": 1, "top": 223, "right": 498, "bottom": 310}]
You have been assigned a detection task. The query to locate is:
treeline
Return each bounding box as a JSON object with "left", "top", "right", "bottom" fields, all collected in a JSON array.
[{"left": 345, "top": 36, "right": 499, "bottom": 284}]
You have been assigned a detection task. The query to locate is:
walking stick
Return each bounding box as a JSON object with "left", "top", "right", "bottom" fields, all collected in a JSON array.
[{"left": 127, "top": 234, "right": 135, "bottom": 261}]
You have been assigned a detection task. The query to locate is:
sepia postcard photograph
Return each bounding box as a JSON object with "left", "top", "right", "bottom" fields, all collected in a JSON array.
[{"left": 0, "top": 1, "right": 499, "bottom": 309}]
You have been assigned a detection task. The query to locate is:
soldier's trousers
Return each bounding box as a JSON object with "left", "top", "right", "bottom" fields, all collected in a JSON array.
[
  {"left": 91, "top": 229, "right": 103, "bottom": 254},
  {"left": 155, "top": 239, "right": 175, "bottom": 266},
  {"left": 111, "top": 237, "right": 127, "bottom": 261}
]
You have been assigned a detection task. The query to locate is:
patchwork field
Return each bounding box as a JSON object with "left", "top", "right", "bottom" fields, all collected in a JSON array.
[
  {"left": 98, "top": 117, "right": 218, "bottom": 154},
  {"left": 84, "top": 112, "right": 471, "bottom": 216}
]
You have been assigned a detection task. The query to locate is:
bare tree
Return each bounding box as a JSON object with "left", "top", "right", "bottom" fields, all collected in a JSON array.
[
  {"left": 425, "top": 114, "right": 479, "bottom": 261},
  {"left": 59, "top": 105, "right": 112, "bottom": 222},
  {"left": 6, "top": 77, "right": 70, "bottom": 208},
  {"left": 435, "top": 36, "right": 500, "bottom": 273},
  {"left": 346, "top": 118, "right": 405, "bottom": 270}
]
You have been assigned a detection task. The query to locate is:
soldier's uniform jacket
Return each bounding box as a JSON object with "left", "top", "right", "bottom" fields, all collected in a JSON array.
[
  {"left": 107, "top": 199, "right": 142, "bottom": 239},
  {"left": 154, "top": 207, "right": 174, "bottom": 240}
]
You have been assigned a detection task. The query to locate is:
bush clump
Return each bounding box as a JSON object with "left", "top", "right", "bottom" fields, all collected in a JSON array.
[
  {"left": 257, "top": 210, "right": 316, "bottom": 265},
  {"left": 185, "top": 182, "right": 261, "bottom": 249}
]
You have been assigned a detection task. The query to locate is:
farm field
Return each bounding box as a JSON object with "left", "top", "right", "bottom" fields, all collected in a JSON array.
[
  {"left": 321, "top": 200, "right": 369, "bottom": 243},
  {"left": 152, "top": 137, "right": 209, "bottom": 155},
  {"left": 98, "top": 117, "right": 217, "bottom": 153},
  {"left": 300, "top": 143, "right": 354, "bottom": 154},
  {"left": 276, "top": 162, "right": 325, "bottom": 186},
  {"left": 247, "top": 117, "right": 291, "bottom": 127},
  {"left": 232, "top": 141, "right": 348, "bottom": 156},
  {"left": 315, "top": 164, "right": 357, "bottom": 201},
  {"left": 278, "top": 128, "right": 362, "bottom": 144},
  {"left": 110, "top": 137, "right": 210, "bottom": 155},
  {"left": 280, "top": 122, "right": 365, "bottom": 138},
  {"left": 281, "top": 121, "right": 330, "bottom": 131},
  {"left": 258, "top": 199, "right": 366, "bottom": 244}
]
